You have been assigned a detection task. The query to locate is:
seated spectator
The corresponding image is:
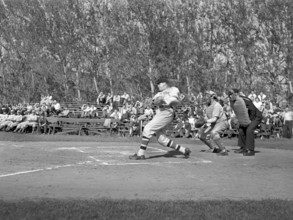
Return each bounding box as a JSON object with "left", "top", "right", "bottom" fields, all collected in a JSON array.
[
  {"left": 110, "top": 109, "right": 122, "bottom": 120},
  {"left": 13, "top": 112, "right": 30, "bottom": 133},
  {"left": 40, "top": 102, "right": 49, "bottom": 117},
  {"left": 127, "top": 103, "right": 137, "bottom": 117},
  {"left": 143, "top": 105, "right": 154, "bottom": 118},
  {"left": 0, "top": 110, "right": 9, "bottom": 123},
  {"left": 6, "top": 110, "right": 23, "bottom": 131},
  {"left": 24, "top": 110, "right": 40, "bottom": 133},
  {"left": 102, "top": 105, "right": 110, "bottom": 118},
  {"left": 134, "top": 100, "right": 144, "bottom": 115},
  {"left": 120, "top": 104, "right": 131, "bottom": 122},
  {"left": 81, "top": 104, "right": 91, "bottom": 118},
  {"left": 0, "top": 110, "right": 16, "bottom": 131},
  {"left": 52, "top": 100, "right": 62, "bottom": 115},
  {"left": 89, "top": 104, "right": 97, "bottom": 118},
  {"left": 58, "top": 107, "right": 70, "bottom": 117}
]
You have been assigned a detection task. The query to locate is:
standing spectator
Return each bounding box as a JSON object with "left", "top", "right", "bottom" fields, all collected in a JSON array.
[
  {"left": 258, "top": 92, "right": 267, "bottom": 102},
  {"left": 282, "top": 106, "right": 293, "bottom": 138},
  {"left": 121, "top": 92, "right": 130, "bottom": 105},
  {"left": 113, "top": 93, "right": 121, "bottom": 110},
  {"left": 228, "top": 88, "right": 263, "bottom": 156},
  {"left": 105, "top": 92, "right": 113, "bottom": 105},
  {"left": 97, "top": 92, "right": 106, "bottom": 105},
  {"left": 248, "top": 91, "right": 257, "bottom": 101},
  {"left": 253, "top": 97, "right": 263, "bottom": 112},
  {"left": 197, "top": 91, "right": 229, "bottom": 155}
]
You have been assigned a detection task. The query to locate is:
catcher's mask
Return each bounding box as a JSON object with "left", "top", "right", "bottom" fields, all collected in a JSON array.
[{"left": 204, "top": 91, "right": 218, "bottom": 105}]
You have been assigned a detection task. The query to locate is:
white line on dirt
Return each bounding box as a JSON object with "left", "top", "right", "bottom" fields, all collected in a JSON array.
[
  {"left": 101, "top": 160, "right": 212, "bottom": 166},
  {"left": 55, "top": 147, "right": 85, "bottom": 153},
  {"left": 0, "top": 161, "right": 93, "bottom": 178}
]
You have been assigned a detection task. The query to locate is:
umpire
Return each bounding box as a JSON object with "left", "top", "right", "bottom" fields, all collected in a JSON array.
[{"left": 228, "top": 88, "right": 263, "bottom": 156}]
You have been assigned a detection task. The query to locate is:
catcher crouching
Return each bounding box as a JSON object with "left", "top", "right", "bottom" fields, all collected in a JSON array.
[{"left": 197, "top": 91, "right": 229, "bottom": 155}]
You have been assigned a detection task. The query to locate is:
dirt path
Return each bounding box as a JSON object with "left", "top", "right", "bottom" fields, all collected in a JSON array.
[{"left": 0, "top": 141, "right": 293, "bottom": 201}]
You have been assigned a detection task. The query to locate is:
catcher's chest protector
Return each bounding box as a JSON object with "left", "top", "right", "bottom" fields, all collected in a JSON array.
[{"left": 232, "top": 98, "right": 251, "bottom": 126}]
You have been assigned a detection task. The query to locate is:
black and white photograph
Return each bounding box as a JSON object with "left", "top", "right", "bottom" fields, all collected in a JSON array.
[{"left": 0, "top": 0, "right": 293, "bottom": 219}]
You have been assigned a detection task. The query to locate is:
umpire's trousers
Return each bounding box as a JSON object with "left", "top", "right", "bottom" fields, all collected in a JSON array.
[
  {"left": 238, "top": 118, "right": 262, "bottom": 151},
  {"left": 283, "top": 120, "right": 293, "bottom": 138}
]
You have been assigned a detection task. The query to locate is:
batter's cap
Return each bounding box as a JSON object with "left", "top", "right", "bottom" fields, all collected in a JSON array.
[{"left": 156, "top": 76, "right": 169, "bottom": 85}]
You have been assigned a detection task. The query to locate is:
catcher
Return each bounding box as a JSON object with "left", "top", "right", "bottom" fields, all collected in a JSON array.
[
  {"left": 196, "top": 91, "right": 229, "bottom": 155},
  {"left": 129, "top": 76, "right": 191, "bottom": 160}
]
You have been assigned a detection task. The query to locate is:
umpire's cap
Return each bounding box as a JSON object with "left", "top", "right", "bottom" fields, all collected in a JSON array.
[
  {"left": 206, "top": 90, "right": 218, "bottom": 98},
  {"left": 156, "top": 76, "right": 169, "bottom": 85},
  {"left": 227, "top": 88, "right": 240, "bottom": 96}
]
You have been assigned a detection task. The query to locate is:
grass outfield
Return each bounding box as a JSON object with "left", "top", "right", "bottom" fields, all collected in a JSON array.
[{"left": 1, "top": 199, "right": 293, "bottom": 220}]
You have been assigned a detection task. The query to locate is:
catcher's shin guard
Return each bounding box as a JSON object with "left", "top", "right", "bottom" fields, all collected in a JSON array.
[{"left": 200, "top": 138, "right": 214, "bottom": 149}]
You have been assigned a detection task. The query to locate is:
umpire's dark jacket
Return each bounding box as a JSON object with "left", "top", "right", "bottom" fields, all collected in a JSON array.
[{"left": 240, "top": 96, "right": 263, "bottom": 121}]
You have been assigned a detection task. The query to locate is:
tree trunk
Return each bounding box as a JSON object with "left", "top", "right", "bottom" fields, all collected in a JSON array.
[
  {"left": 93, "top": 76, "right": 98, "bottom": 93},
  {"left": 148, "top": 58, "right": 155, "bottom": 96},
  {"left": 75, "top": 70, "right": 81, "bottom": 101},
  {"left": 63, "top": 62, "right": 69, "bottom": 95},
  {"left": 186, "top": 75, "right": 191, "bottom": 96}
]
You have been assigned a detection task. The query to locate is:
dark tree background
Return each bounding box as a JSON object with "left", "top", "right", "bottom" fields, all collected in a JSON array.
[{"left": 0, "top": 0, "right": 292, "bottom": 104}]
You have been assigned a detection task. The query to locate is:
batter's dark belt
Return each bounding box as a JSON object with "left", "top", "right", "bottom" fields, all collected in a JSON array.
[{"left": 158, "top": 106, "right": 175, "bottom": 111}]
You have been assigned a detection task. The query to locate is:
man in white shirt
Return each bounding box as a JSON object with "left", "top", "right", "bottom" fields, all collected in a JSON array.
[
  {"left": 282, "top": 107, "right": 293, "bottom": 138},
  {"left": 248, "top": 91, "right": 257, "bottom": 101}
]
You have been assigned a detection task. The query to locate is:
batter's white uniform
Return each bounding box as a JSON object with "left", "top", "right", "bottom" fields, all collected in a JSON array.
[{"left": 143, "top": 86, "right": 180, "bottom": 146}]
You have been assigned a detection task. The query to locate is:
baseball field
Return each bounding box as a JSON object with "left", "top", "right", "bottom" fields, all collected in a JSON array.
[{"left": 0, "top": 133, "right": 293, "bottom": 219}]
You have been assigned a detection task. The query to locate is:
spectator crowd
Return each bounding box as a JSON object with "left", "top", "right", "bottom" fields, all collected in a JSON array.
[{"left": 0, "top": 90, "right": 292, "bottom": 139}]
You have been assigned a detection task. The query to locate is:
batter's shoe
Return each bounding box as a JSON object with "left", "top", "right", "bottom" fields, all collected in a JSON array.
[
  {"left": 184, "top": 148, "right": 191, "bottom": 158},
  {"left": 216, "top": 150, "right": 228, "bottom": 156},
  {"left": 129, "top": 153, "right": 146, "bottom": 160},
  {"left": 212, "top": 148, "right": 222, "bottom": 153}
]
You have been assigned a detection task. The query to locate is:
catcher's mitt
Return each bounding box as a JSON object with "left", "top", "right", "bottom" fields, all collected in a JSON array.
[{"left": 194, "top": 117, "right": 206, "bottom": 128}]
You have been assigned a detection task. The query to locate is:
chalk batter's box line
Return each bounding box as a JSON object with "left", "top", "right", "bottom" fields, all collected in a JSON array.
[{"left": 0, "top": 146, "right": 212, "bottom": 179}]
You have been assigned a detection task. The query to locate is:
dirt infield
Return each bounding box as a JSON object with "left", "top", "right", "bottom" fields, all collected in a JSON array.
[{"left": 0, "top": 139, "right": 293, "bottom": 201}]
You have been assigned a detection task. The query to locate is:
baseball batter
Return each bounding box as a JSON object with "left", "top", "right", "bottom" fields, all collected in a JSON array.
[
  {"left": 129, "top": 77, "right": 191, "bottom": 160},
  {"left": 197, "top": 91, "right": 229, "bottom": 155}
]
